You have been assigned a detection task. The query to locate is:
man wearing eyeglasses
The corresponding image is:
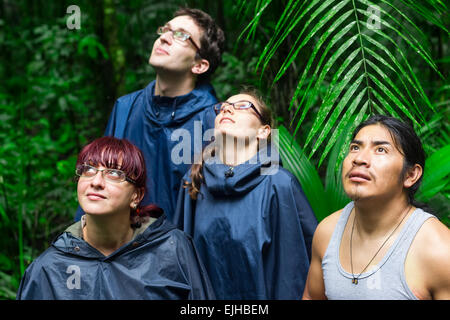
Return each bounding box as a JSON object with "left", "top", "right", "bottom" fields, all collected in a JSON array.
[{"left": 75, "top": 8, "right": 225, "bottom": 222}]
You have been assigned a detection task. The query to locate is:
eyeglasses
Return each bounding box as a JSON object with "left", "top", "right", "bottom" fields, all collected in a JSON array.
[
  {"left": 156, "top": 26, "right": 201, "bottom": 53},
  {"left": 75, "top": 164, "right": 136, "bottom": 184},
  {"left": 213, "top": 100, "right": 263, "bottom": 120}
]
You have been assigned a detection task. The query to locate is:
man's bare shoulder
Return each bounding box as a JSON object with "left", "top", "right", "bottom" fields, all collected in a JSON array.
[
  {"left": 318, "top": 209, "right": 342, "bottom": 231},
  {"left": 313, "top": 209, "right": 344, "bottom": 257},
  {"left": 414, "top": 217, "right": 450, "bottom": 262},
  {"left": 411, "top": 216, "right": 450, "bottom": 299}
]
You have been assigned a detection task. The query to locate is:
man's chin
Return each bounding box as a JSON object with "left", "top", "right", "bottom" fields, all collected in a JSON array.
[
  {"left": 148, "top": 55, "right": 163, "bottom": 68},
  {"left": 349, "top": 194, "right": 361, "bottom": 202},
  {"left": 344, "top": 185, "right": 363, "bottom": 202}
]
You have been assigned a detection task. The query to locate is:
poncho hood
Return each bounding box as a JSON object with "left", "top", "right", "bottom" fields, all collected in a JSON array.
[
  {"left": 203, "top": 144, "right": 280, "bottom": 197},
  {"left": 144, "top": 81, "right": 218, "bottom": 125},
  {"left": 18, "top": 214, "right": 216, "bottom": 300},
  {"left": 53, "top": 215, "right": 172, "bottom": 259}
]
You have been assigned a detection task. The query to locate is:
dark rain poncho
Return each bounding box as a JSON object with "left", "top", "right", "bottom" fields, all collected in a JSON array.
[
  {"left": 172, "top": 149, "right": 318, "bottom": 299},
  {"left": 17, "top": 215, "right": 215, "bottom": 300},
  {"left": 75, "top": 80, "right": 217, "bottom": 221}
]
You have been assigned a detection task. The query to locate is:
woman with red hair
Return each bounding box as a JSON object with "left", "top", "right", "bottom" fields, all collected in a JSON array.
[{"left": 17, "top": 136, "right": 214, "bottom": 299}]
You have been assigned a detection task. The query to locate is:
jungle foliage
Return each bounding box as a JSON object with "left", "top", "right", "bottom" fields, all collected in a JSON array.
[{"left": 0, "top": 0, "right": 448, "bottom": 299}]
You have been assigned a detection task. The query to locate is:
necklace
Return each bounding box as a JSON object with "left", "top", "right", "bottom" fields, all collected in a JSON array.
[{"left": 350, "top": 205, "right": 411, "bottom": 285}]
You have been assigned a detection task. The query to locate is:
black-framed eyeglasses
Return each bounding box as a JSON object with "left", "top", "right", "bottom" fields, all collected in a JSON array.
[
  {"left": 156, "top": 26, "right": 201, "bottom": 53},
  {"left": 75, "top": 164, "right": 136, "bottom": 184},
  {"left": 213, "top": 100, "right": 263, "bottom": 120}
]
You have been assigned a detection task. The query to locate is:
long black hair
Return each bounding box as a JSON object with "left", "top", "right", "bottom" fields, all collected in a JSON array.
[{"left": 352, "top": 115, "right": 429, "bottom": 210}]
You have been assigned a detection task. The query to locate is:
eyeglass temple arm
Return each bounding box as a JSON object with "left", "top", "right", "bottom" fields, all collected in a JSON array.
[{"left": 188, "top": 37, "right": 200, "bottom": 52}]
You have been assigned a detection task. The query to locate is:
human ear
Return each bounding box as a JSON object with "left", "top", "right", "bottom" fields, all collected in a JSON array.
[
  {"left": 403, "top": 164, "right": 423, "bottom": 188},
  {"left": 257, "top": 125, "right": 271, "bottom": 140},
  {"left": 130, "top": 187, "right": 145, "bottom": 208},
  {"left": 191, "top": 58, "right": 210, "bottom": 75}
]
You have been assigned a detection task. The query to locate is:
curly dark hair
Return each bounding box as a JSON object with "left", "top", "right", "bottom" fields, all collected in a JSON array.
[{"left": 174, "top": 8, "right": 225, "bottom": 83}]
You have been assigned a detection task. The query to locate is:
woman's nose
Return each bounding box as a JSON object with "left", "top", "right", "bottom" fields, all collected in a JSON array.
[
  {"left": 90, "top": 171, "right": 106, "bottom": 188},
  {"left": 221, "top": 103, "right": 234, "bottom": 114}
]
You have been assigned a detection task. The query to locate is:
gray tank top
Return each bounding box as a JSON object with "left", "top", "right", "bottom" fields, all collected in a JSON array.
[{"left": 322, "top": 202, "right": 436, "bottom": 300}]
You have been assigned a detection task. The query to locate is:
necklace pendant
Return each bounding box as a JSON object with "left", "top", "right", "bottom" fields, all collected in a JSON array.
[{"left": 352, "top": 278, "right": 358, "bottom": 285}]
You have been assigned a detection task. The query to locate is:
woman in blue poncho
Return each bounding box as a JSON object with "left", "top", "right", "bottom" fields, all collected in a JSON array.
[
  {"left": 17, "top": 136, "right": 214, "bottom": 300},
  {"left": 173, "top": 89, "right": 318, "bottom": 299}
]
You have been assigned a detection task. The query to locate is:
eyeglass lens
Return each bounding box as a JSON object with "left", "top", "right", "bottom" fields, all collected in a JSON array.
[{"left": 76, "top": 165, "right": 125, "bottom": 182}]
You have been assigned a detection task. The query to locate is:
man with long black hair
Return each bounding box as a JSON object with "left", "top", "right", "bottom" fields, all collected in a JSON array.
[{"left": 303, "top": 115, "right": 449, "bottom": 300}]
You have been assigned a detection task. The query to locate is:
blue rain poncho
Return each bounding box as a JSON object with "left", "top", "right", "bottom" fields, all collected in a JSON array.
[
  {"left": 17, "top": 215, "right": 215, "bottom": 299},
  {"left": 172, "top": 148, "right": 318, "bottom": 299}
]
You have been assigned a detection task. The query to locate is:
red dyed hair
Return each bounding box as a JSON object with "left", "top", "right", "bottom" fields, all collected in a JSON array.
[{"left": 76, "top": 136, "right": 163, "bottom": 226}]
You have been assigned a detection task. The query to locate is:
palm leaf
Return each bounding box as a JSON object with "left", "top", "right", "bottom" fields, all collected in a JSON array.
[
  {"left": 399, "top": 0, "right": 449, "bottom": 33},
  {"left": 257, "top": 0, "right": 329, "bottom": 77},
  {"left": 361, "top": 32, "right": 434, "bottom": 112},
  {"left": 319, "top": 96, "right": 369, "bottom": 167},
  {"left": 236, "top": 0, "right": 273, "bottom": 43},
  {"left": 357, "top": 4, "right": 441, "bottom": 76},
  {"left": 256, "top": 0, "right": 308, "bottom": 75},
  {"left": 274, "top": 1, "right": 350, "bottom": 83},
  {"left": 297, "top": 34, "right": 358, "bottom": 118},
  {"left": 291, "top": 48, "right": 361, "bottom": 139},
  {"left": 363, "top": 46, "right": 424, "bottom": 120},
  {"left": 237, "top": 0, "right": 444, "bottom": 165},
  {"left": 308, "top": 73, "right": 366, "bottom": 159}
]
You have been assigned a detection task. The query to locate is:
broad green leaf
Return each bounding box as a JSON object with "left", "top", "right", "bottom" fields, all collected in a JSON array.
[
  {"left": 419, "top": 144, "right": 450, "bottom": 200},
  {"left": 418, "top": 181, "right": 448, "bottom": 201},
  {"left": 276, "top": 125, "right": 329, "bottom": 221}
]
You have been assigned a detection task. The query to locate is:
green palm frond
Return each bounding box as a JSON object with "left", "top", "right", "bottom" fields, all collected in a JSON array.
[{"left": 237, "top": 0, "right": 447, "bottom": 166}]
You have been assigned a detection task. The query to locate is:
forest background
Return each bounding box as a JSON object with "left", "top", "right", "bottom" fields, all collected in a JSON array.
[{"left": 0, "top": 0, "right": 448, "bottom": 299}]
